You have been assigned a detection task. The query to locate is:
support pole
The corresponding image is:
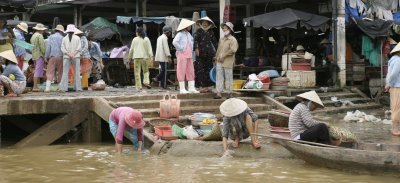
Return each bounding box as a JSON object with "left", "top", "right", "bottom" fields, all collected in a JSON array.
[
  {"left": 179, "top": 0, "right": 184, "bottom": 18},
  {"left": 74, "top": 6, "right": 78, "bottom": 26},
  {"left": 245, "top": 4, "right": 255, "bottom": 50},
  {"left": 334, "top": 0, "right": 346, "bottom": 87},
  {"left": 219, "top": 0, "right": 231, "bottom": 38}
]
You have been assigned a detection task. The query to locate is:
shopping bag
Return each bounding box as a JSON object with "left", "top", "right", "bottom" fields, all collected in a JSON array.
[{"left": 160, "top": 94, "right": 180, "bottom": 118}]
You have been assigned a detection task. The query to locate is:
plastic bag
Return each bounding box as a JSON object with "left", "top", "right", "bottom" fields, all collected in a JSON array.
[
  {"left": 172, "top": 125, "right": 186, "bottom": 139},
  {"left": 183, "top": 125, "right": 199, "bottom": 140}
]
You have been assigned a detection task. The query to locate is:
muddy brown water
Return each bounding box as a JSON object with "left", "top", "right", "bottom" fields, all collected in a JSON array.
[
  {"left": 0, "top": 144, "right": 399, "bottom": 183},
  {"left": 1, "top": 109, "right": 400, "bottom": 182}
]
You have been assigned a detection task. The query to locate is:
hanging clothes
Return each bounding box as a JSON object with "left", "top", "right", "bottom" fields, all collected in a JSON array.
[{"left": 362, "top": 35, "right": 381, "bottom": 67}]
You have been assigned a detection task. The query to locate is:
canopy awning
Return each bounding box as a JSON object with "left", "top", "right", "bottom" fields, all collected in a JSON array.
[
  {"left": 116, "top": 16, "right": 166, "bottom": 24},
  {"left": 81, "top": 17, "right": 131, "bottom": 41},
  {"left": 0, "top": 0, "right": 36, "bottom": 9},
  {"left": 243, "top": 8, "right": 330, "bottom": 31}
]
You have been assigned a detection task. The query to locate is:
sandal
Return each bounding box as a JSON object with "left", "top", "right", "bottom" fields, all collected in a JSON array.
[
  {"left": 252, "top": 142, "right": 261, "bottom": 149},
  {"left": 143, "top": 84, "right": 152, "bottom": 89},
  {"left": 391, "top": 130, "right": 400, "bottom": 136},
  {"left": 213, "top": 95, "right": 222, "bottom": 99},
  {"left": 6, "top": 93, "right": 17, "bottom": 97}
]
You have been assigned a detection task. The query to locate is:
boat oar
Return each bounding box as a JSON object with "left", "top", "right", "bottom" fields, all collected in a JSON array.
[{"left": 252, "top": 133, "right": 340, "bottom": 148}]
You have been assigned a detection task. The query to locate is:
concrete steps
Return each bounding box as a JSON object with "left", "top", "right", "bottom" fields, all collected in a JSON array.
[
  {"left": 114, "top": 97, "right": 263, "bottom": 109},
  {"left": 312, "top": 103, "right": 382, "bottom": 114},
  {"left": 106, "top": 92, "right": 273, "bottom": 119},
  {"left": 322, "top": 98, "right": 372, "bottom": 107},
  {"left": 127, "top": 104, "right": 274, "bottom": 118},
  {"left": 275, "top": 92, "right": 360, "bottom": 103}
]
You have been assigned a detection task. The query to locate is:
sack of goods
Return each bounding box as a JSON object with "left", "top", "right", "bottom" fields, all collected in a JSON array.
[
  {"left": 91, "top": 79, "right": 107, "bottom": 90},
  {"left": 160, "top": 94, "right": 181, "bottom": 118},
  {"left": 244, "top": 74, "right": 263, "bottom": 89}
]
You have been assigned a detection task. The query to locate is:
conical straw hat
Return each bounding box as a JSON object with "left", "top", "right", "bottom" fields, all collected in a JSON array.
[
  {"left": 219, "top": 98, "right": 248, "bottom": 117},
  {"left": 0, "top": 50, "right": 18, "bottom": 64},
  {"left": 390, "top": 42, "right": 400, "bottom": 54},
  {"left": 388, "top": 37, "right": 397, "bottom": 45},
  {"left": 296, "top": 91, "right": 324, "bottom": 108},
  {"left": 196, "top": 16, "right": 215, "bottom": 28},
  {"left": 177, "top": 19, "right": 195, "bottom": 31}
]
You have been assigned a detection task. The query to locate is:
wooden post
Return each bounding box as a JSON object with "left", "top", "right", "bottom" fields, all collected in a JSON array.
[
  {"left": 74, "top": 6, "right": 78, "bottom": 26},
  {"left": 82, "top": 112, "right": 102, "bottom": 143}
]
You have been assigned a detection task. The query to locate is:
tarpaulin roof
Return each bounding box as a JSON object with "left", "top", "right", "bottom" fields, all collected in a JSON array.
[
  {"left": 7, "top": 19, "right": 37, "bottom": 27},
  {"left": 353, "top": 18, "right": 393, "bottom": 38},
  {"left": 81, "top": 17, "right": 131, "bottom": 41},
  {"left": 116, "top": 16, "right": 165, "bottom": 24},
  {"left": 0, "top": 0, "right": 36, "bottom": 9},
  {"left": 243, "top": 8, "right": 330, "bottom": 31}
]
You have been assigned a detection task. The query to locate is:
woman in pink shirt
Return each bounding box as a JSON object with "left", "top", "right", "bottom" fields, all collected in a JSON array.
[{"left": 109, "top": 107, "right": 145, "bottom": 153}]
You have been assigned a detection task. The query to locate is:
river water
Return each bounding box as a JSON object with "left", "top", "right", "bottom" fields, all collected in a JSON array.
[
  {"left": 1, "top": 109, "right": 400, "bottom": 182},
  {"left": 0, "top": 144, "right": 399, "bottom": 183}
]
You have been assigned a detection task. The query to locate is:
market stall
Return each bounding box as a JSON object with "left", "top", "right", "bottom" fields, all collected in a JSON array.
[{"left": 243, "top": 8, "right": 330, "bottom": 88}]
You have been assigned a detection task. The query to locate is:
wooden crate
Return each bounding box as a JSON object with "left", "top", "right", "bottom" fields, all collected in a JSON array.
[{"left": 286, "top": 70, "right": 316, "bottom": 88}]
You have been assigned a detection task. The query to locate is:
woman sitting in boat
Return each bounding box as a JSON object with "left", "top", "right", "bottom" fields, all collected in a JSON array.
[
  {"left": 109, "top": 107, "right": 145, "bottom": 154},
  {"left": 220, "top": 98, "right": 261, "bottom": 155},
  {"left": 0, "top": 50, "right": 26, "bottom": 97},
  {"left": 288, "top": 91, "right": 341, "bottom": 146}
]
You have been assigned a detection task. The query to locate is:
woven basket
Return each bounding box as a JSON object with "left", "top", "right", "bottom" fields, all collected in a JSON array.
[
  {"left": 202, "top": 124, "right": 222, "bottom": 141},
  {"left": 268, "top": 111, "right": 289, "bottom": 127}
]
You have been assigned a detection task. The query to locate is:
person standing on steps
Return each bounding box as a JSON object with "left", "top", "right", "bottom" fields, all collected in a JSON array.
[
  {"left": 128, "top": 27, "right": 154, "bottom": 91},
  {"left": 385, "top": 42, "right": 400, "bottom": 136},
  {"left": 44, "top": 24, "right": 64, "bottom": 92},
  {"left": 172, "top": 19, "right": 199, "bottom": 94},
  {"left": 30, "top": 23, "right": 47, "bottom": 92},
  {"left": 194, "top": 16, "right": 217, "bottom": 93},
  {"left": 154, "top": 26, "right": 172, "bottom": 90},
  {"left": 13, "top": 22, "right": 28, "bottom": 70},
  {"left": 213, "top": 22, "right": 238, "bottom": 99},
  {"left": 59, "top": 24, "right": 82, "bottom": 92},
  {"left": 75, "top": 29, "right": 91, "bottom": 90}
]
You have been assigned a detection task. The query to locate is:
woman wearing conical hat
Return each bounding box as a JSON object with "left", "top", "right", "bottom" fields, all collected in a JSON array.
[
  {"left": 288, "top": 91, "right": 341, "bottom": 145},
  {"left": 194, "top": 16, "right": 217, "bottom": 93},
  {"left": 172, "top": 19, "right": 199, "bottom": 94},
  {"left": 0, "top": 50, "right": 26, "bottom": 97},
  {"left": 220, "top": 98, "right": 261, "bottom": 157},
  {"left": 385, "top": 42, "right": 400, "bottom": 136}
]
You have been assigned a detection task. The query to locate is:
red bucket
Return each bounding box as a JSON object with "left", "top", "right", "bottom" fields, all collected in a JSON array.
[{"left": 291, "top": 63, "right": 311, "bottom": 71}]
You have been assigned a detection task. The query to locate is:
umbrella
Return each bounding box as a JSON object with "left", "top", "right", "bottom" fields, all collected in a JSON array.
[{"left": 243, "top": 8, "right": 330, "bottom": 31}]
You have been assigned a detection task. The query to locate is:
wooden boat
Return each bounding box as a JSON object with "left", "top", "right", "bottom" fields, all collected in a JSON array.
[{"left": 275, "top": 138, "right": 400, "bottom": 175}]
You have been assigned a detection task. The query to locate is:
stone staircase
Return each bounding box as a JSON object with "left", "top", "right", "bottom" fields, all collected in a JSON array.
[
  {"left": 273, "top": 88, "right": 382, "bottom": 114},
  {"left": 105, "top": 93, "right": 276, "bottom": 120}
]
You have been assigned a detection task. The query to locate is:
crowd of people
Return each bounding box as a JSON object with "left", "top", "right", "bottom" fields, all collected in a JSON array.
[
  {"left": 0, "top": 17, "right": 104, "bottom": 96},
  {"left": 0, "top": 16, "right": 238, "bottom": 99}
]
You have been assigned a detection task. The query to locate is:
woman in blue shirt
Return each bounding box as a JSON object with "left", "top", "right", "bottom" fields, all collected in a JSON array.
[
  {"left": 385, "top": 43, "right": 400, "bottom": 136},
  {"left": 0, "top": 50, "right": 26, "bottom": 97}
]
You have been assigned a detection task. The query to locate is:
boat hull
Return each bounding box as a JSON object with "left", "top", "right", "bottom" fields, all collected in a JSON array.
[{"left": 278, "top": 140, "right": 400, "bottom": 175}]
